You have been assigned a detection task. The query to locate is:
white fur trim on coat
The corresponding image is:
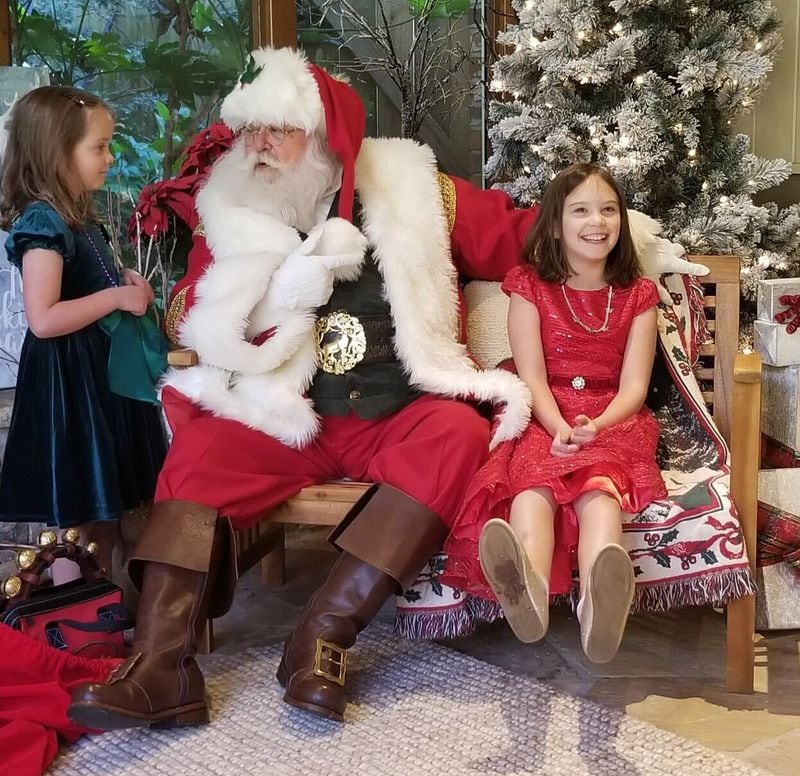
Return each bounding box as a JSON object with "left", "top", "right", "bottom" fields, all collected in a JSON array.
[{"left": 354, "top": 138, "right": 531, "bottom": 445}]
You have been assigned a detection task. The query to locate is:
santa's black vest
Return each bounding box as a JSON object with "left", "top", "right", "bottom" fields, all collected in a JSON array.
[{"left": 309, "top": 203, "right": 423, "bottom": 418}]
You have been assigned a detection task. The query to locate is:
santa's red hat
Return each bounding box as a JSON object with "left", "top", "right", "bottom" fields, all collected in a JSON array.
[{"left": 221, "top": 46, "right": 365, "bottom": 222}]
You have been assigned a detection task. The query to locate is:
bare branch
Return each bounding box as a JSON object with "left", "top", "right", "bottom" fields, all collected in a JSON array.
[{"left": 300, "top": 0, "right": 483, "bottom": 140}]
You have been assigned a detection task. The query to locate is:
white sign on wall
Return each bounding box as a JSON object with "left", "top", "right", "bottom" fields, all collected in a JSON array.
[
  {"left": 0, "top": 66, "right": 50, "bottom": 389},
  {"left": 0, "top": 235, "right": 26, "bottom": 388}
]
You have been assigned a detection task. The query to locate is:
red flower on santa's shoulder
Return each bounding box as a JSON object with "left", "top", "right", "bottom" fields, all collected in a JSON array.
[
  {"left": 128, "top": 123, "right": 233, "bottom": 245},
  {"left": 178, "top": 122, "right": 235, "bottom": 177},
  {"left": 129, "top": 181, "right": 168, "bottom": 242},
  {"left": 128, "top": 173, "right": 205, "bottom": 243}
]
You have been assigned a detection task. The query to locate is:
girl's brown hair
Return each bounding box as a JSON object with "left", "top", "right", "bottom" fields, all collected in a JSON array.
[
  {"left": 521, "top": 163, "right": 641, "bottom": 287},
  {"left": 0, "top": 85, "right": 112, "bottom": 230}
]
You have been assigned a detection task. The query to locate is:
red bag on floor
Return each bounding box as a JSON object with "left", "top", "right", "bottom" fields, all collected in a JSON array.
[{"left": 0, "top": 538, "right": 133, "bottom": 659}]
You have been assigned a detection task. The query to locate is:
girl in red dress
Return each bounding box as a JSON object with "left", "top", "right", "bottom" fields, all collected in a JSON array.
[{"left": 441, "top": 163, "right": 666, "bottom": 663}]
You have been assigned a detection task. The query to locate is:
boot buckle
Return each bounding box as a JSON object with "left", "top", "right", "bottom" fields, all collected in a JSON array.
[
  {"left": 313, "top": 638, "right": 347, "bottom": 686},
  {"left": 107, "top": 653, "right": 140, "bottom": 684}
]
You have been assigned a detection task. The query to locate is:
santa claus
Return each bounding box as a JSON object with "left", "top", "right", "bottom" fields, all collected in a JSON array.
[{"left": 68, "top": 46, "right": 704, "bottom": 729}]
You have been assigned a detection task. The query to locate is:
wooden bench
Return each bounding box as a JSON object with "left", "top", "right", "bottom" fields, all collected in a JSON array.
[{"left": 172, "top": 259, "right": 762, "bottom": 690}]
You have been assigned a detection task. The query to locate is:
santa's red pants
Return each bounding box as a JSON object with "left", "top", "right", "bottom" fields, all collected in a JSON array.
[{"left": 157, "top": 387, "right": 490, "bottom": 529}]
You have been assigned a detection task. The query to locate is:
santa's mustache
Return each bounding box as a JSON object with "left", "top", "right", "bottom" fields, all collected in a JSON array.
[{"left": 253, "top": 150, "right": 287, "bottom": 170}]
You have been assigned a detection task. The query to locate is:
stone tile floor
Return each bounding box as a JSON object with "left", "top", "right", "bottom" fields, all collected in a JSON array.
[{"left": 208, "top": 527, "right": 800, "bottom": 776}]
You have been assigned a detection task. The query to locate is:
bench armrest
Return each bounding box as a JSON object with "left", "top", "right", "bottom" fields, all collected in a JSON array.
[{"left": 167, "top": 347, "right": 199, "bottom": 368}]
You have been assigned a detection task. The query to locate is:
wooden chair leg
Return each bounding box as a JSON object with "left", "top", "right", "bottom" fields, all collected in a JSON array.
[
  {"left": 726, "top": 594, "right": 755, "bottom": 692},
  {"left": 725, "top": 352, "right": 761, "bottom": 693},
  {"left": 197, "top": 619, "right": 213, "bottom": 655},
  {"left": 261, "top": 525, "right": 286, "bottom": 586}
]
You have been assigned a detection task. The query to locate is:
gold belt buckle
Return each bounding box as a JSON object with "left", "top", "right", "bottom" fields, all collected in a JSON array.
[
  {"left": 314, "top": 310, "right": 367, "bottom": 374},
  {"left": 313, "top": 637, "right": 347, "bottom": 685}
]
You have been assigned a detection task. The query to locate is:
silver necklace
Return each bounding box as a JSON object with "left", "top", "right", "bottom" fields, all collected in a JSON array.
[
  {"left": 84, "top": 226, "right": 119, "bottom": 288},
  {"left": 560, "top": 282, "right": 613, "bottom": 333}
]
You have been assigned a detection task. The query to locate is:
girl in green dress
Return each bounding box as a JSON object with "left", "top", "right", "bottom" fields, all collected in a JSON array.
[{"left": 0, "top": 86, "right": 167, "bottom": 583}]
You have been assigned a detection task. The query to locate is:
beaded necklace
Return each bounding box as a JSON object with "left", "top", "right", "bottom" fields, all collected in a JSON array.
[
  {"left": 560, "top": 282, "right": 613, "bottom": 334},
  {"left": 83, "top": 225, "right": 119, "bottom": 288}
]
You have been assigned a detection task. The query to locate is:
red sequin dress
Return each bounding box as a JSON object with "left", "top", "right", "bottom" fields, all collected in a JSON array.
[{"left": 441, "top": 265, "right": 667, "bottom": 600}]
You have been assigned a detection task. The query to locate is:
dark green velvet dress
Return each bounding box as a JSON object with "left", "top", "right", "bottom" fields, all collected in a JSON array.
[{"left": 0, "top": 202, "right": 167, "bottom": 527}]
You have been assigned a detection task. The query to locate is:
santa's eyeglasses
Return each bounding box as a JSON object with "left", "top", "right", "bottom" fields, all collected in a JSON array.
[{"left": 238, "top": 124, "right": 299, "bottom": 145}]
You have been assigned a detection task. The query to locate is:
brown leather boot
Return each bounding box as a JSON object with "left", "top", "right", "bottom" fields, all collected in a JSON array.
[
  {"left": 80, "top": 512, "right": 145, "bottom": 615},
  {"left": 67, "top": 500, "right": 236, "bottom": 730},
  {"left": 277, "top": 484, "right": 447, "bottom": 721}
]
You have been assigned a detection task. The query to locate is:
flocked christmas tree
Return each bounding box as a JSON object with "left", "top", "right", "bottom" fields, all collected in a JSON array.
[{"left": 486, "top": 0, "right": 800, "bottom": 319}]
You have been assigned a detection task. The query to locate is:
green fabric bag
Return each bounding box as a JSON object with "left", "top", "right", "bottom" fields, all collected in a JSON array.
[{"left": 99, "top": 311, "right": 169, "bottom": 405}]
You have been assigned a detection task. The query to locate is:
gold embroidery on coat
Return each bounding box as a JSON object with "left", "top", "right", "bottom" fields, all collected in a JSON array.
[
  {"left": 437, "top": 172, "right": 456, "bottom": 234},
  {"left": 165, "top": 287, "right": 188, "bottom": 345}
]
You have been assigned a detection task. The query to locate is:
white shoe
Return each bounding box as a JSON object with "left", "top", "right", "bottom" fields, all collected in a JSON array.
[
  {"left": 577, "top": 543, "right": 635, "bottom": 664},
  {"left": 478, "top": 518, "right": 549, "bottom": 643}
]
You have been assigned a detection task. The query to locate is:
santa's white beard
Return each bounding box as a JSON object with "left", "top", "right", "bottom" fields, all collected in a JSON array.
[{"left": 233, "top": 139, "right": 341, "bottom": 233}]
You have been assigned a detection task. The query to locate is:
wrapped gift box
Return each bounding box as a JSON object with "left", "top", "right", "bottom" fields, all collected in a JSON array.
[
  {"left": 761, "top": 364, "right": 800, "bottom": 453},
  {"left": 756, "top": 469, "right": 800, "bottom": 630},
  {"left": 757, "top": 278, "right": 800, "bottom": 323},
  {"left": 754, "top": 319, "right": 800, "bottom": 366},
  {"left": 756, "top": 563, "right": 800, "bottom": 630}
]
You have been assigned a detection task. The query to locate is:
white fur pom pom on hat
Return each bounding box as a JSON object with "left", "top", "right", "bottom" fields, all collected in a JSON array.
[{"left": 220, "top": 47, "right": 323, "bottom": 133}]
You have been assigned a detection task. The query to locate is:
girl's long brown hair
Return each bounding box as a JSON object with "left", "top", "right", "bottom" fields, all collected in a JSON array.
[
  {"left": 522, "top": 163, "right": 641, "bottom": 287},
  {"left": 0, "top": 85, "right": 112, "bottom": 230}
]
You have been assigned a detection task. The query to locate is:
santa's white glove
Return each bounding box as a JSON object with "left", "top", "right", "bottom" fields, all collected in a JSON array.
[
  {"left": 264, "top": 227, "right": 328, "bottom": 309},
  {"left": 267, "top": 218, "right": 367, "bottom": 310},
  {"left": 267, "top": 246, "right": 363, "bottom": 311},
  {"left": 628, "top": 210, "right": 709, "bottom": 305}
]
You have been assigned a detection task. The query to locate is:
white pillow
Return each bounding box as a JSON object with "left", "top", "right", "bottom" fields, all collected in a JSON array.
[{"left": 464, "top": 280, "right": 512, "bottom": 369}]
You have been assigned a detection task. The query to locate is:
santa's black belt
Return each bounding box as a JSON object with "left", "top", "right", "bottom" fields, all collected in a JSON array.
[{"left": 314, "top": 311, "right": 396, "bottom": 375}]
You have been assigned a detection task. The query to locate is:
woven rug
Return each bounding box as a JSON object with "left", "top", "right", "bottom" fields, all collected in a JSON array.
[{"left": 52, "top": 625, "right": 768, "bottom": 776}]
